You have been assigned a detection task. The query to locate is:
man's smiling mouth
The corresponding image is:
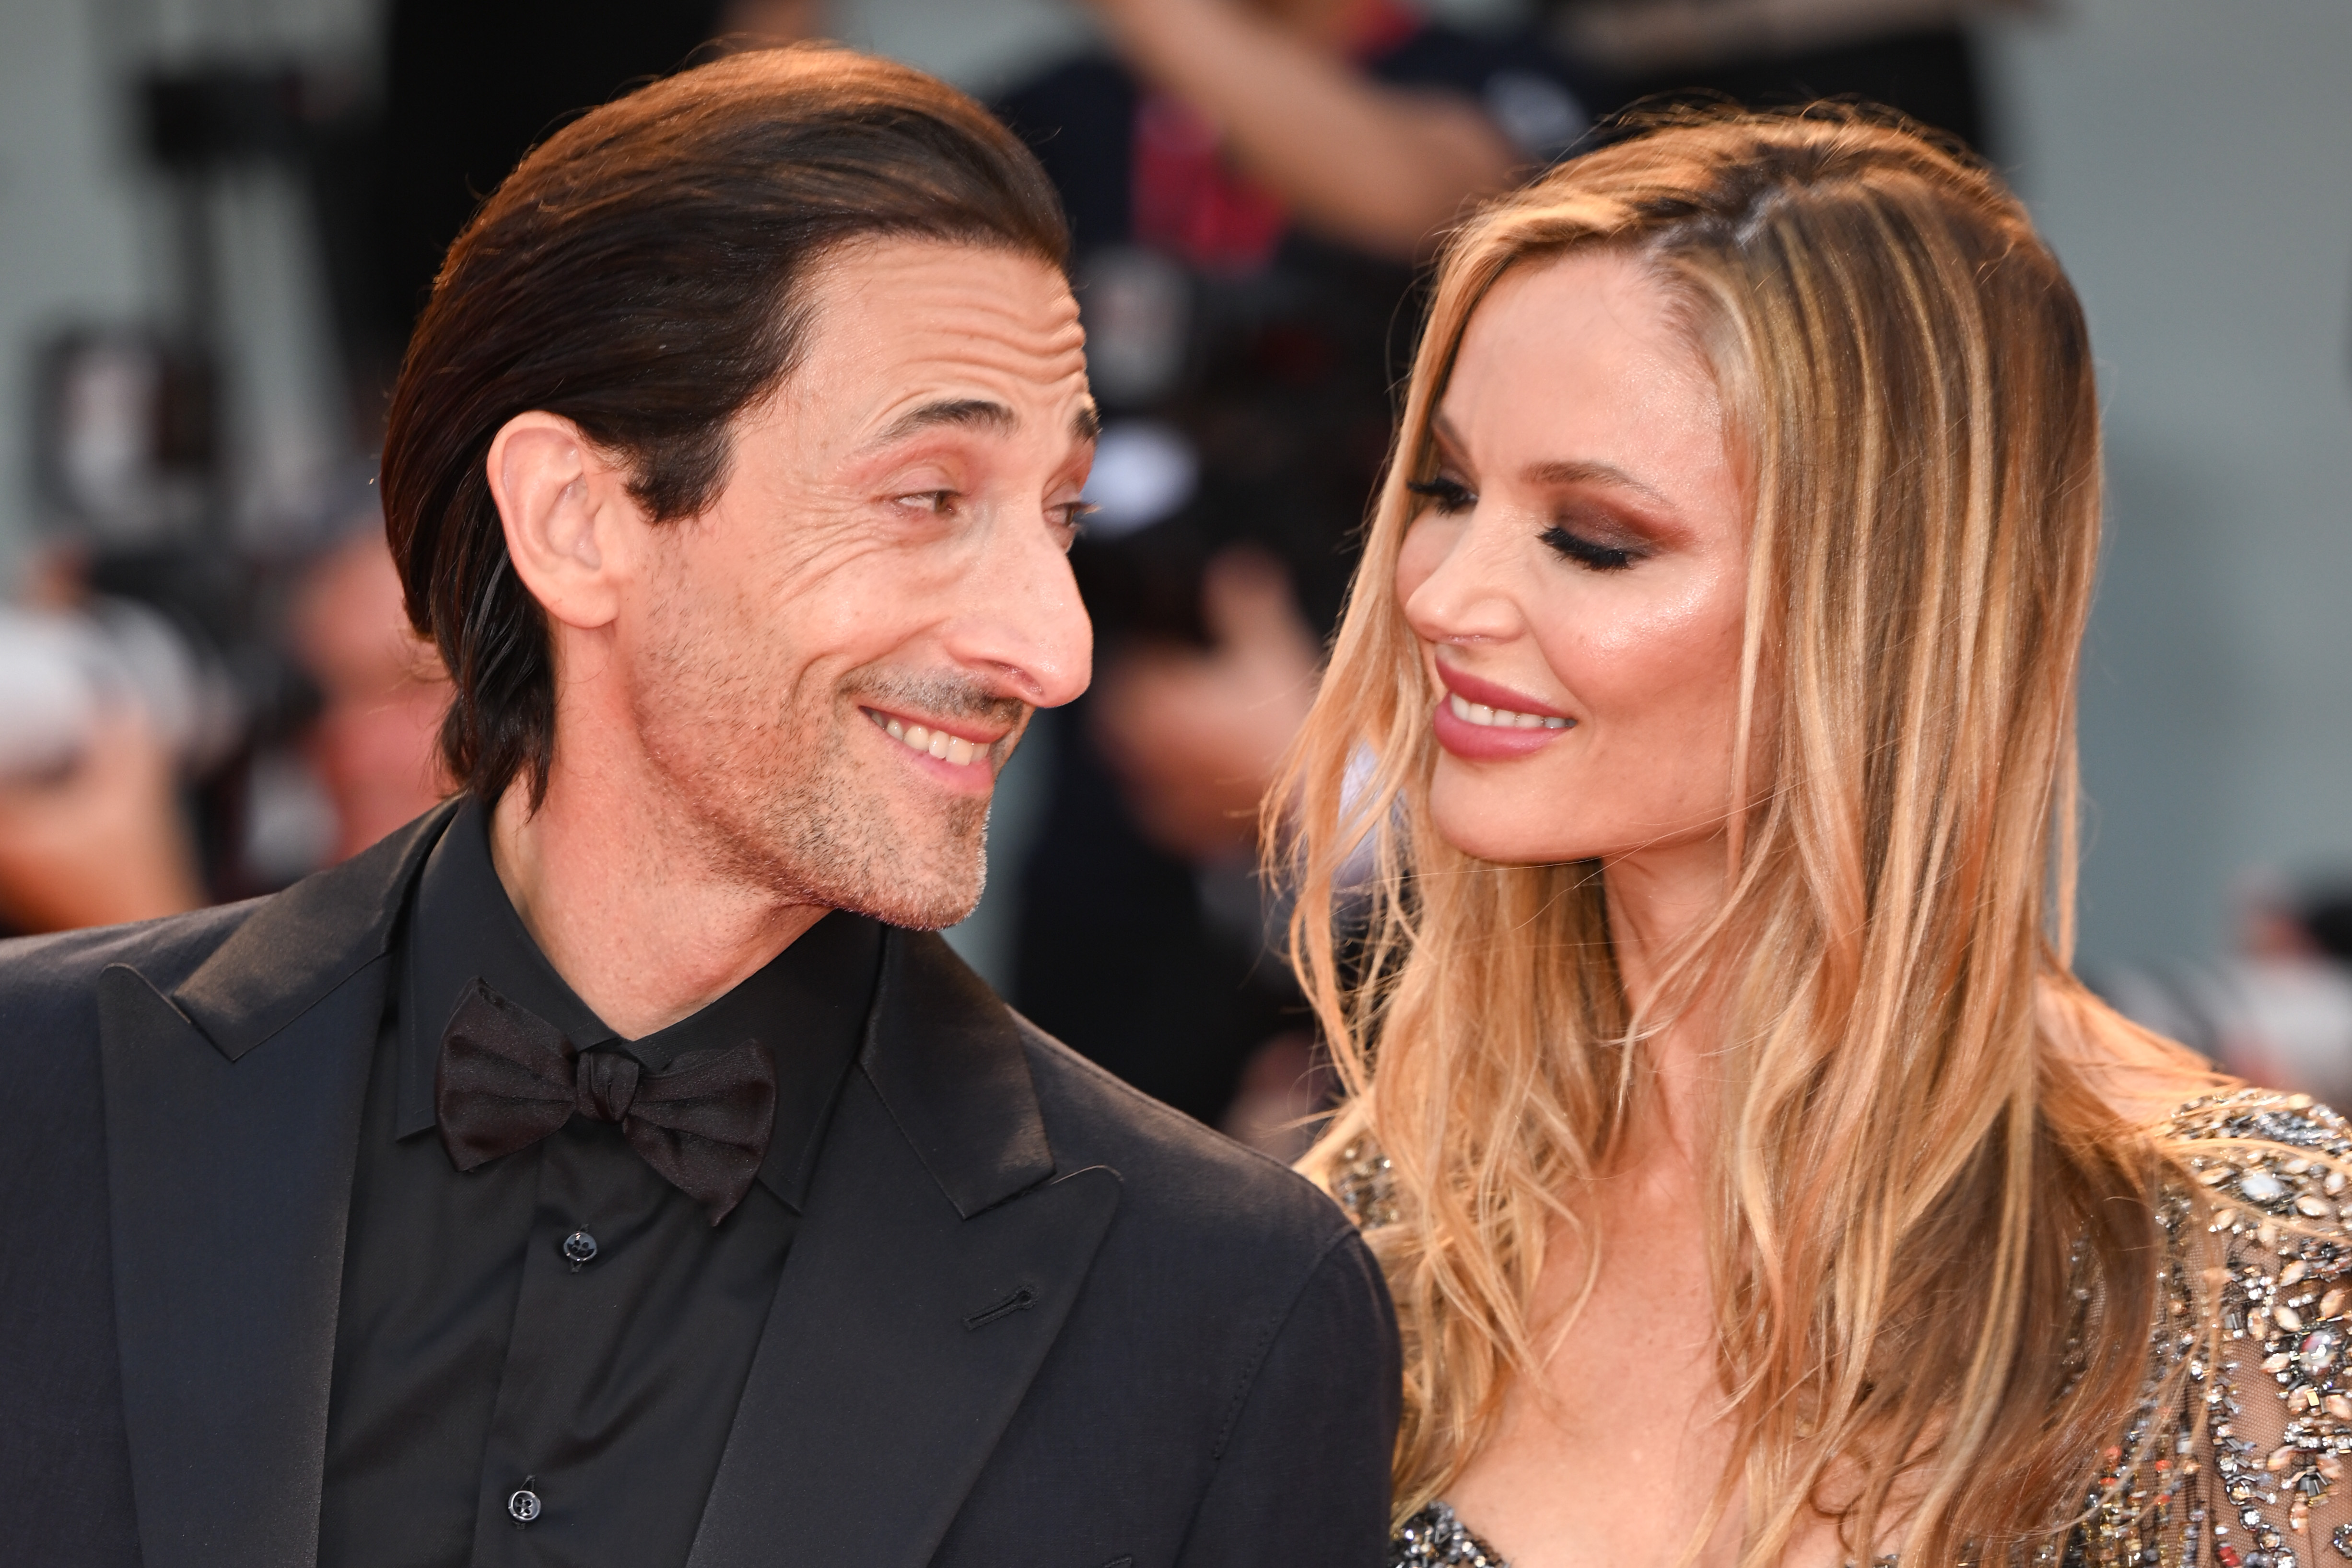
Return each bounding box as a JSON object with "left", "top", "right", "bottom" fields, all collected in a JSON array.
[{"left": 862, "top": 707, "right": 1003, "bottom": 769}]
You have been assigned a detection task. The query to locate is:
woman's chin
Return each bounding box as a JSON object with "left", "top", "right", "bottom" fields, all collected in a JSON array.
[{"left": 1427, "top": 789, "right": 1595, "bottom": 866}]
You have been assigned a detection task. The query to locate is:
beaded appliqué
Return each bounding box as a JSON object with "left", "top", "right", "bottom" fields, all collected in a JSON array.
[
  {"left": 2162, "top": 1089, "right": 2352, "bottom": 1566},
  {"left": 1334, "top": 1138, "right": 1398, "bottom": 1230},
  {"left": 1394, "top": 1501, "right": 1507, "bottom": 1567},
  {"left": 1373, "top": 1090, "right": 2352, "bottom": 1566}
]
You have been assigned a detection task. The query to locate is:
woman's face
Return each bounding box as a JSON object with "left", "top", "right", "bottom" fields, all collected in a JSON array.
[{"left": 1396, "top": 249, "right": 1749, "bottom": 867}]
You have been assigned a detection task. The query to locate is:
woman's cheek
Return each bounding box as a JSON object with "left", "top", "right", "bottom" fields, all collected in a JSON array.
[{"left": 1537, "top": 575, "right": 1735, "bottom": 703}]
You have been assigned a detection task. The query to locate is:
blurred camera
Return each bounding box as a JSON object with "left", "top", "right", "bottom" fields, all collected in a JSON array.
[{"left": 0, "top": 600, "right": 243, "bottom": 781}]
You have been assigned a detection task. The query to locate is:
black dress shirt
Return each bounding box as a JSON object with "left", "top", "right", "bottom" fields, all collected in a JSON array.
[{"left": 318, "top": 800, "right": 882, "bottom": 1567}]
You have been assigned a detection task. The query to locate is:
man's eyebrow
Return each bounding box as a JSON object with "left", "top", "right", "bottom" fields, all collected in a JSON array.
[
  {"left": 1525, "top": 458, "right": 1672, "bottom": 509},
  {"left": 867, "top": 397, "right": 1100, "bottom": 450},
  {"left": 872, "top": 398, "right": 1018, "bottom": 445}
]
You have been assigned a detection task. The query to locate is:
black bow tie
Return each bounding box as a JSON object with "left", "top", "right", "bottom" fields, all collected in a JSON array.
[{"left": 434, "top": 978, "right": 777, "bottom": 1223}]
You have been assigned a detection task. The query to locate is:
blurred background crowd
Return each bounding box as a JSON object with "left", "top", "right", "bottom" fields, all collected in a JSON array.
[{"left": 0, "top": 0, "right": 2346, "bottom": 1152}]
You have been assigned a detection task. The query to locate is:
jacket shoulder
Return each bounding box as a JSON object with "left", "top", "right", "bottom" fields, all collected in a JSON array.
[
  {"left": 0, "top": 801, "right": 454, "bottom": 1064},
  {"left": 1016, "top": 1016, "right": 1356, "bottom": 1264},
  {"left": 0, "top": 901, "right": 260, "bottom": 1037}
]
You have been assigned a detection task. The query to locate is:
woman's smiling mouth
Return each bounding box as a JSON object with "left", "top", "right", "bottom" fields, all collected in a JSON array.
[{"left": 1430, "top": 660, "right": 1577, "bottom": 760}]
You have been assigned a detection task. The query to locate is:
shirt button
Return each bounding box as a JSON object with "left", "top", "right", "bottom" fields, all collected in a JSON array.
[
  {"left": 508, "top": 1484, "right": 541, "bottom": 1524},
  {"left": 562, "top": 1230, "right": 598, "bottom": 1270}
]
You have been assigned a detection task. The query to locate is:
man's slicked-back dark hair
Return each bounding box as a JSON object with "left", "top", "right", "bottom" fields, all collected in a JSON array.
[{"left": 380, "top": 45, "right": 1070, "bottom": 809}]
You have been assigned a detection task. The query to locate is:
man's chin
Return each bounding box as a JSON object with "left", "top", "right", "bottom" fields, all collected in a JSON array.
[
  {"left": 811, "top": 822, "right": 988, "bottom": 931},
  {"left": 851, "top": 866, "right": 983, "bottom": 932}
]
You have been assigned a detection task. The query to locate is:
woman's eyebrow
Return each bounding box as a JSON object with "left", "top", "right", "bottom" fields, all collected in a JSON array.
[{"left": 1522, "top": 458, "right": 1672, "bottom": 510}]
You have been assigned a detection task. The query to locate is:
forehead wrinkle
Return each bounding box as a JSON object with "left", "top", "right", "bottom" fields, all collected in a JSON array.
[
  {"left": 877, "top": 281, "right": 1083, "bottom": 348},
  {"left": 866, "top": 316, "right": 1088, "bottom": 398},
  {"left": 808, "top": 256, "right": 1084, "bottom": 373},
  {"left": 796, "top": 253, "right": 1090, "bottom": 460}
]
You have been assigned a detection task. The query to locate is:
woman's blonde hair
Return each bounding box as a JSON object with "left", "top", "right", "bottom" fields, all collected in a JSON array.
[{"left": 1282, "top": 109, "right": 2207, "bottom": 1564}]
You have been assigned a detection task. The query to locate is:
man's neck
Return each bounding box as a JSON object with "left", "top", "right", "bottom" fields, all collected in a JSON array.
[{"left": 486, "top": 772, "right": 828, "bottom": 1040}]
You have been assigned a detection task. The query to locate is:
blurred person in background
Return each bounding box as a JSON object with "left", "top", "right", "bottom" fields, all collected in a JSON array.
[
  {"left": 998, "top": 0, "right": 1591, "bottom": 1146},
  {"left": 288, "top": 519, "right": 452, "bottom": 861},
  {"left": 1550, "top": 0, "right": 2002, "bottom": 153},
  {"left": 0, "top": 710, "right": 204, "bottom": 933},
  {"left": 0, "top": 551, "right": 212, "bottom": 933},
  {"left": 0, "top": 516, "right": 450, "bottom": 935}
]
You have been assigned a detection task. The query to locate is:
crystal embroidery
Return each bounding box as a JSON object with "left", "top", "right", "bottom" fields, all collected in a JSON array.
[
  {"left": 1394, "top": 1501, "right": 1508, "bottom": 1567},
  {"left": 1335, "top": 1138, "right": 1398, "bottom": 1231},
  {"left": 1375, "top": 1090, "right": 2352, "bottom": 1567}
]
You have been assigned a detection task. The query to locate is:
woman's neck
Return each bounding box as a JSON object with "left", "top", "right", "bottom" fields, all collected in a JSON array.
[{"left": 1601, "top": 833, "right": 1734, "bottom": 1164}]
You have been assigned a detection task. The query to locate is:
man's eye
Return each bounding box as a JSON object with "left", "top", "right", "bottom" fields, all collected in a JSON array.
[
  {"left": 1054, "top": 501, "right": 1098, "bottom": 546},
  {"left": 1406, "top": 476, "right": 1475, "bottom": 515},
  {"left": 896, "top": 490, "right": 957, "bottom": 515}
]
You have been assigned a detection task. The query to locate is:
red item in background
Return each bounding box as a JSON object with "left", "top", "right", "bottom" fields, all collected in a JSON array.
[
  {"left": 1131, "top": 93, "right": 1290, "bottom": 275},
  {"left": 1129, "top": 0, "right": 1422, "bottom": 275}
]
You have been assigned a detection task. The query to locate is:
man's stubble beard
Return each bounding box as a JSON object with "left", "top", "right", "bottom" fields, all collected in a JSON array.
[
  {"left": 634, "top": 660, "right": 1000, "bottom": 931},
  {"left": 739, "top": 708, "right": 994, "bottom": 930}
]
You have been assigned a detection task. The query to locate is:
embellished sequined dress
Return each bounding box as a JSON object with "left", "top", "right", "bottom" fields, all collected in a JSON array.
[{"left": 1346, "top": 1089, "right": 2352, "bottom": 1568}]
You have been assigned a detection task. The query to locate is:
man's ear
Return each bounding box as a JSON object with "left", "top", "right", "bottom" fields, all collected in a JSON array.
[{"left": 485, "top": 412, "right": 642, "bottom": 631}]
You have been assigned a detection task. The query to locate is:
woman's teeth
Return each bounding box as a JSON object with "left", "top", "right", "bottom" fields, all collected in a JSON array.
[
  {"left": 874, "top": 711, "right": 985, "bottom": 767},
  {"left": 1449, "top": 692, "right": 1570, "bottom": 730}
]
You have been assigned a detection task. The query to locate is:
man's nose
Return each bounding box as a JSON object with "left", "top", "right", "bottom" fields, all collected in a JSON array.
[{"left": 950, "top": 509, "right": 1093, "bottom": 709}]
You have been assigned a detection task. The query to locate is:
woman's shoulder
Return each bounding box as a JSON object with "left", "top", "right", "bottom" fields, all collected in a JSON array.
[
  {"left": 2156, "top": 1084, "right": 2352, "bottom": 1225},
  {"left": 2120, "top": 1086, "right": 2352, "bottom": 1558},
  {"left": 2161, "top": 1083, "right": 2352, "bottom": 1147}
]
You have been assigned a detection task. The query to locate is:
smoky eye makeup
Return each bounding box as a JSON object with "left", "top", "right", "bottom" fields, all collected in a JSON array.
[
  {"left": 1538, "top": 503, "right": 1652, "bottom": 573},
  {"left": 1540, "top": 520, "right": 1638, "bottom": 572}
]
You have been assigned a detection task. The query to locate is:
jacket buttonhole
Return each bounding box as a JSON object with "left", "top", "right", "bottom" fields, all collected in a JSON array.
[{"left": 961, "top": 1284, "right": 1039, "bottom": 1330}]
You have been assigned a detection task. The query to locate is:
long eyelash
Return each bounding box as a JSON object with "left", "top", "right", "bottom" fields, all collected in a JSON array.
[
  {"left": 1407, "top": 477, "right": 1474, "bottom": 513},
  {"left": 1540, "top": 522, "right": 1637, "bottom": 572}
]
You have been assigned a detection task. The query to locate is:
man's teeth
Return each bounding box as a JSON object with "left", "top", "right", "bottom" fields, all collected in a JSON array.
[
  {"left": 875, "top": 712, "right": 984, "bottom": 767},
  {"left": 1449, "top": 692, "right": 1570, "bottom": 730}
]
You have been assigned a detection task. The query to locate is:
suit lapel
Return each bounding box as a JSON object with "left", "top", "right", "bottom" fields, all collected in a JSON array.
[
  {"left": 686, "top": 932, "right": 1123, "bottom": 1568},
  {"left": 101, "top": 803, "right": 457, "bottom": 1568}
]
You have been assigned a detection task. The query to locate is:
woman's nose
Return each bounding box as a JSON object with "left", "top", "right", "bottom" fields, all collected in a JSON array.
[{"left": 1399, "top": 512, "right": 1523, "bottom": 647}]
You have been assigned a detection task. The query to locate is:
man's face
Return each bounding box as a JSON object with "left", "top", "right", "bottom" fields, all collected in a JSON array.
[{"left": 613, "top": 239, "right": 1095, "bottom": 928}]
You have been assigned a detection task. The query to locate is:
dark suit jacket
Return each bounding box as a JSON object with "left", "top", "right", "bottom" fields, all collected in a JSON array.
[{"left": 0, "top": 804, "right": 1399, "bottom": 1567}]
